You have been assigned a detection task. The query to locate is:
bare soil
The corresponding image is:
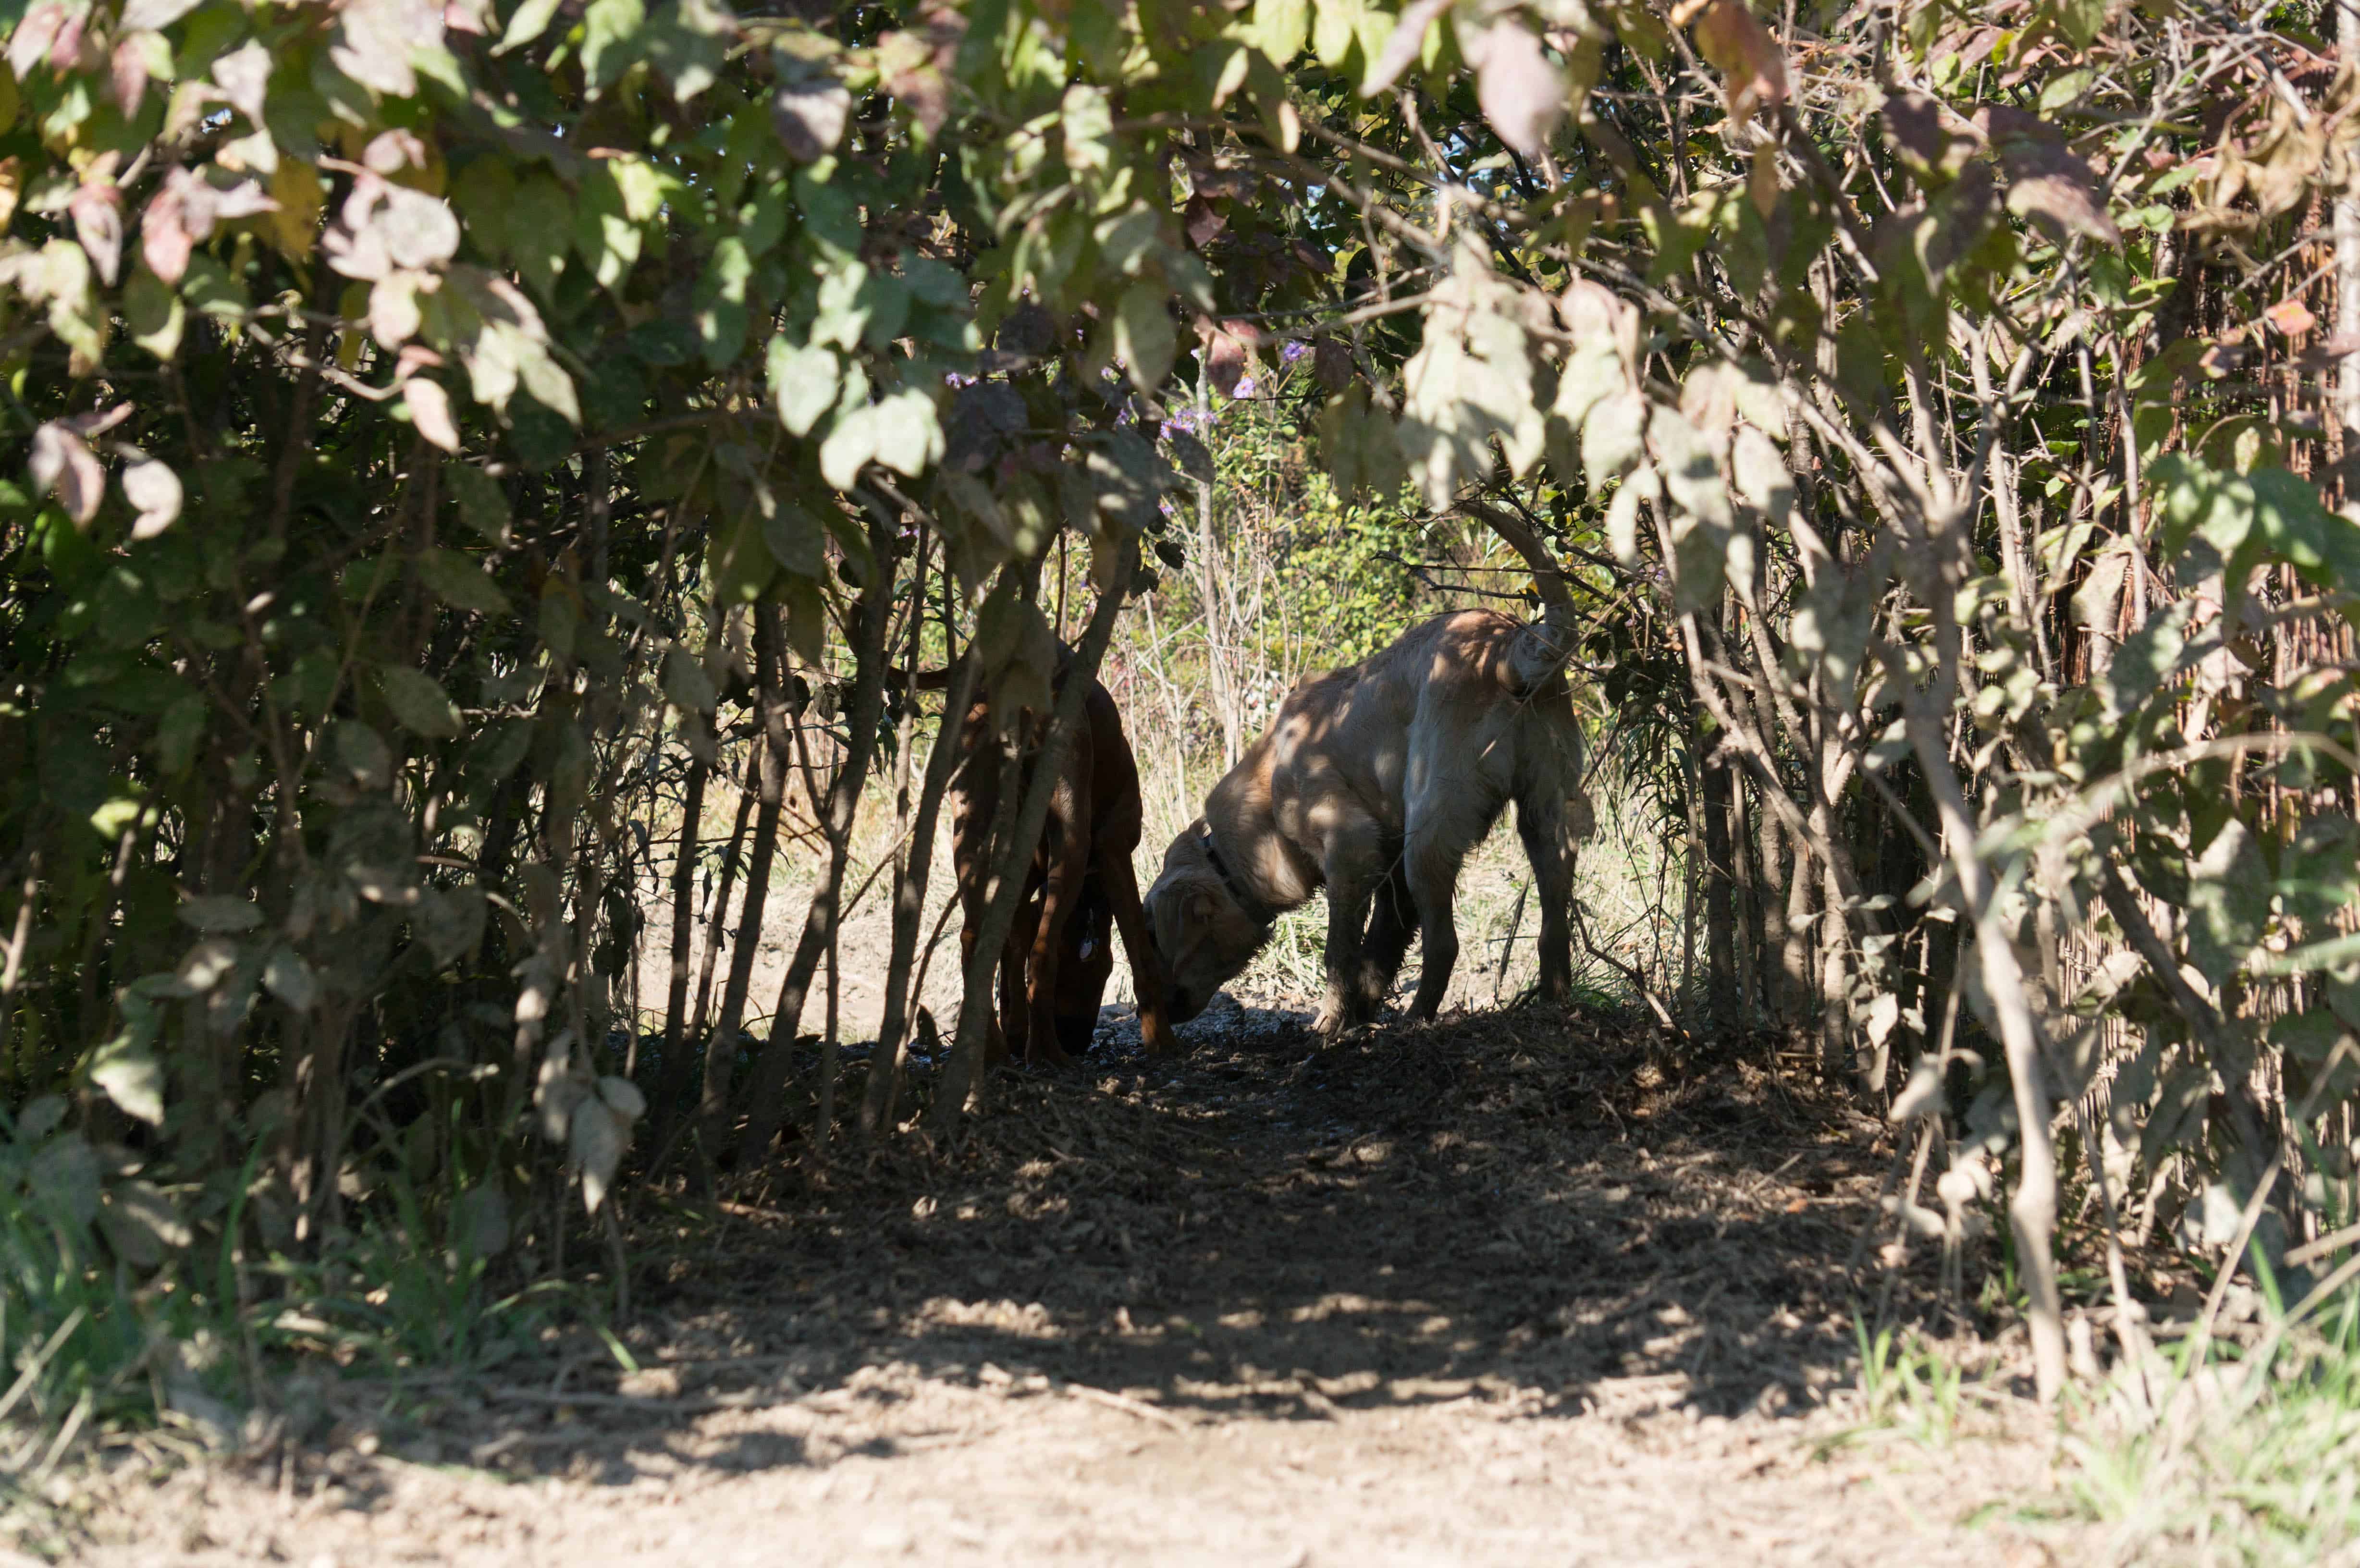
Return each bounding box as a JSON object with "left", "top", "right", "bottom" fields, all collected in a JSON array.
[{"left": 63, "top": 1001, "right": 2092, "bottom": 1566}]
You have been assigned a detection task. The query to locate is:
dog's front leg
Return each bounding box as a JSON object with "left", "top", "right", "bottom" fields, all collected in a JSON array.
[{"left": 1103, "top": 851, "right": 1176, "bottom": 1054}]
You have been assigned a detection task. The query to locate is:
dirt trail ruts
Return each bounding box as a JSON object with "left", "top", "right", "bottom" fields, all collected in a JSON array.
[{"left": 72, "top": 1001, "right": 2086, "bottom": 1566}]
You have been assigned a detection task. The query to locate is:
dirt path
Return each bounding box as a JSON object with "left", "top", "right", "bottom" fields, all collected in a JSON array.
[{"left": 72, "top": 1004, "right": 2089, "bottom": 1566}]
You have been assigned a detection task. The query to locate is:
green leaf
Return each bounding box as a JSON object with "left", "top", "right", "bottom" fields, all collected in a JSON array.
[
  {"left": 414, "top": 548, "right": 512, "bottom": 616},
  {"left": 641, "top": 0, "right": 734, "bottom": 100},
  {"left": 1116, "top": 283, "right": 1175, "bottom": 393},
  {"left": 507, "top": 174, "right": 573, "bottom": 300},
  {"left": 1582, "top": 391, "right": 1647, "bottom": 487},
  {"left": 126, "top": 265, "right": 185, "bottom": 360},
  {"left": 2186, "top": 817, "right": 2267, "bottom": 986},
  {"left": 1062, "top": 84, "right": 1113, "bottom": 172},
  {"left": 444, "top": 465, "right": 513, "bottom": 545},
  {"left": 761, "top": 496, "right": 827, "bottom": 577},
  {"left": 767, "top": 336, "right": 840, "bottom": 437},
  {"left": 88, "top": 1015, "right": 165, "bottom": 1127},
  {"left": 377, "top": 664, "right": 463, "bottom": 739},
  {"left": 868, "top": 390, "right": 944, "bottom": 478},
  {"left": 180, "top": 895, "right": 263, "bottom": 933},
  {"left": 1256, "top": 0, "right": 1311, "bottom": 61},
  {"left": 495, "top": 0, "right": 566, "bottom": 53},
  {"left": 262, "top": 947, "right": 319, "bottom": 1012},
  {"left": 582, "top": 0, "right": 649, "bottom": 92}
]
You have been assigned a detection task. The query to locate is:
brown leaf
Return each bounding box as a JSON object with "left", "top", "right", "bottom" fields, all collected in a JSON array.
[
  {"left": 70, "top": 181, "right": 122, "bottom": 286},
  {"left": 332, "top": 0, "right": 445, "bottom": 98},
  {"left": 1689, "top": 0, "right": 1787, "bottom": 122},
  {"left": 362, "top": 128, "right": 430, "bottom": 173},
  {"left": 1313, "top": 337, "right": 1353, "bottom": 392},
  {"left": 1188, "top": 159, "right": 1259, "bottom": 200},
  {"left": 1195, "top": 317, "right": 1260, "bottom": 396},
  {"left": 2001, "top": 144, "right": 2120, "bottom": 245},
  {"left": 111, "top": 33, "right": 150, "bottom": 117},
  {"left": 877, "top": 30, "right": 950, "bottom": 137},
  {"left": 210, "top": 39, "right": 271, "bottom": 123},
  {"left": 123, "top": 459, "right": 184, "bottom": 539},
  {"left": 141, "top": 169, "right": 278, "bottom": 286},
  {"left": 7, "top": 3, "right": 69, "bottom": 79},
  {"left": 1465, "top": 18, "right": 1567, "bottom": 159},
  {"left": 405, "top": 378, "right": 461, "bottom": 452},
  {"left": 772, "top": 79, "right": 851, "bottom": 162},
  {"left": 1880, "top": 90, "right": 1972, "bottom": 179},
  {"left": 2266, "top": 297, "right": 2317, "bottom": 338},
  {"left": 29, "top": 421, "right": 103, "bottom": 527},
  {"left": 1184, "top": 193, "right": 1228, "bottom": 248}
]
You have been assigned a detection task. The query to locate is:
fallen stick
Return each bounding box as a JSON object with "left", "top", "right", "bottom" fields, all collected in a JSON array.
[{"left": 1060, "top": 1381, "right": 1189, "bottom": 1431}]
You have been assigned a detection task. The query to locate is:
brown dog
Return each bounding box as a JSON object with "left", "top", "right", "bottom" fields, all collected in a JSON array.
[
  {"left": 932, "top": 655, "right": 1176, "bottom": 1066},
  {"left": 1144, "top": 608, "right": 1591, "bottom": 1035}
]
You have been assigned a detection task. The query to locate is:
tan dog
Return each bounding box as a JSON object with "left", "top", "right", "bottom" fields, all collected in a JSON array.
[
  {"left": 937, "top": 657, "right": 1176, "bottom": 1066},
  {"left": 1144, "top": 608, "right": 1591, "bottom": 1034}
]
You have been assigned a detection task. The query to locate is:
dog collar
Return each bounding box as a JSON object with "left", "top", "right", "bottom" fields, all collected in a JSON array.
[{"left": 1196, "top": 821, "right": 1276, "bottom": 930}]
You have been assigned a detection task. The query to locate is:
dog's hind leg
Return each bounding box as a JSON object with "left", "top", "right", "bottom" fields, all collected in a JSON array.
[
  {"left": 1401, "top": 828, "right": 1466, "bottom": 1021},
  {"left": 1356, "top": 850, "right": 1418, "bottom": 1012},
  {"left": 1023, "top": 824, "right": 1084, "bottom": 1066},
  {"left": 1314, "top": 818, "right": 1388, "bottom": 1035},
  {"left": 1517, "top": 794, "right": 1575, "bottom": 1004}
]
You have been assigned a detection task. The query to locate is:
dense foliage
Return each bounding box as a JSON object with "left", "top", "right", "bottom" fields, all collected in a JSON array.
[{"left": 6, "top": 0, "right": 2360, "bottom": 1420}]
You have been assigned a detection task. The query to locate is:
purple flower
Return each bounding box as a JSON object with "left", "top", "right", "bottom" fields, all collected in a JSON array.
[
  {"left": 1229, "top": 376, "right": 1256, "bottom": 398},
  {"left": 944, "top": 371, "right": 974, "bottom": 388},
  {"left": 1281, "top": 340, "right": 1309, "bottom": 363}
]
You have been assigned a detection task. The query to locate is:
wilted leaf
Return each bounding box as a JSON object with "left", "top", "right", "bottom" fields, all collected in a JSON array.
[
  {"left": 30, "top": 421, "right": 103, "bottom": 526},
  {"left": 70, "top": 181, "right": 122, "bottom": 285},
  {"left": 124, "top": 459, "right": 183, "bottom": 539},
  {"left": 405, "top": 377, "right": 460, "bottom": 452},
  {"left": 211, "top": 40, "right": 272, "bottom": 123},
  {"left": 1166, "top": 429, "right": 1214, "bottom": 484},
  {"left": 1685, "top": 0, "right": 1786, "bottom": 120},
  {"left": 332, "top": 0, "right": 445, "bottom": 98},
  {"left": 1462, "top": 17, "right": 1566, "bottom": 159}
]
